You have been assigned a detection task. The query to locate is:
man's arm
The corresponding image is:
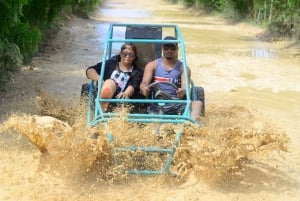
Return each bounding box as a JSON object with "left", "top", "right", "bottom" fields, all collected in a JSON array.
[
  {"left": 140, "top": 60, "right": 156, "bottom": 97},
  {"left": 180, "top": 65, "right": 191, "bottom": 88},
  {"left": 177, "top": 65, "right": 191, "bottom": 98}
]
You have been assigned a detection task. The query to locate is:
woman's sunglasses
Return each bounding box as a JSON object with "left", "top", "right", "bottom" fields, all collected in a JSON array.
[{"left": 121, "top": 52, "right": 135, "bottom": 58}]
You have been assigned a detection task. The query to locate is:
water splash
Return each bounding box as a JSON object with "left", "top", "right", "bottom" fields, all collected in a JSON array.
[{"left": 0, "top": 103, "right": 289, "bottom": 186}]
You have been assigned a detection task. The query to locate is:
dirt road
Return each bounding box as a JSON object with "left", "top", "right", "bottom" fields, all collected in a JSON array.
[{"left": 0, "top": 0, "right": 300, "bottom": 200}]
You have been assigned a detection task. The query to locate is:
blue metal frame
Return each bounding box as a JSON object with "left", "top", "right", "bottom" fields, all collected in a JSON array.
[{"left": 86, "top": 23, "right": 195, "bottom": 175}]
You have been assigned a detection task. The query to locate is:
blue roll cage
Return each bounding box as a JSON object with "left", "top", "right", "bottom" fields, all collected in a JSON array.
[
  {"left": 86, "top": 23, "right": 196, "bottom": 175},
  {"left": 87, "top": 23, "right": 195, "bottom": 127}
]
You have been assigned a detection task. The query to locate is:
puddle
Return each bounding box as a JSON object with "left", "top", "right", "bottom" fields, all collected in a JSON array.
[
  {"left": 0, "top": 0, "right": 300, "bottom": 200},
  {"left": 251, "top": 47, "right": 277, "bottom": 59}
]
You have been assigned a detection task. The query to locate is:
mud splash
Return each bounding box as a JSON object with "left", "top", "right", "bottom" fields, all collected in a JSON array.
[
  {"left": 180, "top": 105, "right": 289, "bottom": 185},
  {"left": 0, "top": 95, "right": 289, "bottom": 187}
]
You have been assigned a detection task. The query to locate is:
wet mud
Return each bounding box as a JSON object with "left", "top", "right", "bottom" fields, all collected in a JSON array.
[{"left": 0, "top": 0, "right": 300, "bottom": 200}]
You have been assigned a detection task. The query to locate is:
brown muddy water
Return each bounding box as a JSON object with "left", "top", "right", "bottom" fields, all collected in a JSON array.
[{"left": 0, "top": 0, "right": 300, "bottom": 200}]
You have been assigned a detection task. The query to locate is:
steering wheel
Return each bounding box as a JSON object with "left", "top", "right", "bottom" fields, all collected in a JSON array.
[{"left": 148, "top": 81, "right": 179, "bottom": 100}]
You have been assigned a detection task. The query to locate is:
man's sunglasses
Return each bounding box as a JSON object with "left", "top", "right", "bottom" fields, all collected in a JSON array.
[
  {"left": 121, "top": 52, "right": 135, "bottom": 58},
  {"left": 163, "top": 45, "right": 177, "bottom": 51}
]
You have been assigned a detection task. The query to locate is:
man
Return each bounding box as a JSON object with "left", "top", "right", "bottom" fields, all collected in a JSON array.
[{"left": 140, "top": 36, "right": 204, "bottom": 121}]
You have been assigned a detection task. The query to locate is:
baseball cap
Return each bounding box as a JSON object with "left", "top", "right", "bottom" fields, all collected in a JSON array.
[{"left": 163, "top": 36, "right": 178, "bottom": 47}]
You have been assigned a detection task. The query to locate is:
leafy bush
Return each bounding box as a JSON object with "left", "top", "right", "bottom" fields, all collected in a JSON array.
[
  {"left": 218, "top": 0, "right": 239, "bottom": 20},
  {"left": 0, "top": 39, "right": 23, "bottom": 86},
  {"left": 22, "top": 0, "right": 71, "bottom": 26},
  {"left": 0, "top": 0, "right": 103, "bottom": 88},
  {"left": 173, "top": 0, "right": 299, "bottom": 39},
  {"left": 10, "top": 22, "right": 41, "bottom": 63},
  {"left": 269, "top": 0, "right": 300, "bottom": 38},
  {"left": 71, "top": 0, "right": 102, "bottom": 17}
]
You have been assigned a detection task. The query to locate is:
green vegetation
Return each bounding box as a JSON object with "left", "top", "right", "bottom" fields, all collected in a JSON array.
[
  {"left": 1, "top": 0, "right": 298, "bottom": 87},
  {"left": 172, "top": 0, "right": 300, "bottom": 39},
  {"left": 0, "top": 0, "right": 103, "bottom": 87}
]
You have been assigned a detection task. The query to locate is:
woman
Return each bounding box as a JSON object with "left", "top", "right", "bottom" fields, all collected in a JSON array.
[{"left": 86, "top": 43, "right": 143, "bottom": 111}]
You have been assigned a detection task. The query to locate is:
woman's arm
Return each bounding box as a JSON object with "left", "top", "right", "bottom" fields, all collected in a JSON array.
[
  {"left": 123, "top": 85, "right": 135, "bottom": 98},
  {"left": 86, "top": 63, "right": 101, "bottom": 81},
  {"left": 116, "top": 67, "right": 143, "bottom": 99},
  {"left": 86, "top": 68, "right": 100, "bottom": 81}
]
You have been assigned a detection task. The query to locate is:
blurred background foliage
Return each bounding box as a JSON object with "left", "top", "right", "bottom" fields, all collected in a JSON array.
[
  {"left": 172, "top": 0, "right": 299, "bottom": 38},
  {"left": 0, "top": 0, "right": 299, "bottom": 87},
  {"left": 0, "top": 0, "right": 103, "bottom": 87}
]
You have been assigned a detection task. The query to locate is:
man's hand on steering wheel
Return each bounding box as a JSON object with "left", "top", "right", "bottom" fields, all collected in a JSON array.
[
  {"left": 145, "top": 81, "right": 181, "bottom": 100},
  {"left": 176, "top": 88, "right": 186, "bottom": 99},
  {"left": 140, "top": 84, "right": 150, "bottom": 97}
]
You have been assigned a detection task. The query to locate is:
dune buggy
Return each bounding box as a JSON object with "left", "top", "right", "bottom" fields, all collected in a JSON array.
[{"left": 82, "top": 23, "right": 205, "bottom": 175}]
